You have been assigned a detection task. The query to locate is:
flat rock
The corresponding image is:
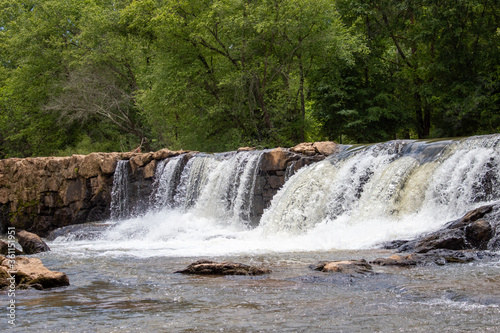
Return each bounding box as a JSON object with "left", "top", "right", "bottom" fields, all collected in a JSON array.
[
  {"left": 17, "top": 230, "right": 50, "bottom": 254},
  {"left": 312, "top": 141, "right": 340, "bottom": 156},
  {"left": 237, "top": 147, "right": 256, "bottom": 152},
  {"left": 371, "top": 254, "right": 420, "bottom": 266},
  {"left": 290, "top": 141, "right": 340, "bottom": 156},
  {"left": 0, "top": 255, "right": 69, "bottom": 289},
  {"left": 371, "top": 250, "right": 487, "bottom": 267},
  {"left": 311, "top": 259, "right": 374, "bottom": 274},
  {"left": 175, "top": 260, "right": 271, "bottom": 276},
  {"left": 290, "top": 143, "right": 317, "bottom": 156}
]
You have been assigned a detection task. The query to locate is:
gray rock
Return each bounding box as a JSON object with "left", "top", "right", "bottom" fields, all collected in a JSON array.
[
  {"left": 17, "top": 230, "right": 50, "bottom": 254},
  {"left": 175, "top": 260, "right": 271, "bottom": 276}
]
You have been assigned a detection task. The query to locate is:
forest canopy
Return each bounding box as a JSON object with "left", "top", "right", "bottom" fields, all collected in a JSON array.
[{"left": 1, "top": 0, "right": 499, "bottom": 157}]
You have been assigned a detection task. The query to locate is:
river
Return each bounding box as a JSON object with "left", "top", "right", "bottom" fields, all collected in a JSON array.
[{"left": 6, "top": 135, "right": 500, "bottom": 332}]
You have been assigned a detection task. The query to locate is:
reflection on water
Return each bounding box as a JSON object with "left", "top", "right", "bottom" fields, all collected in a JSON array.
[{"left": 9, "top": 247, "right": 500, "bottom": 332}]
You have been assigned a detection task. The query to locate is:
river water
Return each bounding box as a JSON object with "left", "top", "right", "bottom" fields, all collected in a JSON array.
[
  {"left": 9, "top": 243, "right": 500, "bottom": 332},
  {"left": 6, "top": 135, "right": 500, "bottom": 332}
]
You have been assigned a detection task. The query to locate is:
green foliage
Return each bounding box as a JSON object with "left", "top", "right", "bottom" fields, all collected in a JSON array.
[
  {"left": 327, "top": 0, "right": 500, "bottom": 141},
  {"left": 134, "top": 0, "right": 361, "bottom": 151},
  {"left": 1, "top": 0, "right": 499, "bottom": 157}
]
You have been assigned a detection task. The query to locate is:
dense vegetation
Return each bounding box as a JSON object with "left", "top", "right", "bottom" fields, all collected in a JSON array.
[{"left": 1, "top": 0, "right": 499, "bottom": 157}]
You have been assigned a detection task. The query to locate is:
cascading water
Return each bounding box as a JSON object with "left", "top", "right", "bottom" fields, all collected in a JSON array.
[
  {"left": 109, "top": 160, "right": 131, "bottom": 220},
  {"left": 259, "top": 135, "right": 500, "bottom": 248},
  {"left": 149, "top": 155, "right": 185, "bottom": 211},
  {"left": 100, "top": 135, "right": 500, "bottom": 255},
  {"left": 191, "top": 151, "right": 264, "bottom": 225},
  {"left": 41, "top": 137, "right": 500, "bottom": 332}
]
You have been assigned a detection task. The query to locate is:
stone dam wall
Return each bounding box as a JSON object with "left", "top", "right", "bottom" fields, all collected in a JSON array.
[{"left": 0, "top": 142, "right": 339, "bottom": 236}]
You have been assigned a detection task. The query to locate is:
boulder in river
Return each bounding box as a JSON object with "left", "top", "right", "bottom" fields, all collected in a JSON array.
[
  {"left": 396, "top": 203, "right": 500, "bottom": 253},
  {"left": 175, "top": 260, "right": 271, "bottom": 276},
  {"left": 0, "top": 240, "right": 23, "bottom": 256},
  {"left": 310, "top": 259, "right": 374, "bottom": 275},
  {"left": 0, "top": 255, "right": 69, "bottom": 290},
  {"left": 17, "top": 230, "right": 50, "bottom": 254}
]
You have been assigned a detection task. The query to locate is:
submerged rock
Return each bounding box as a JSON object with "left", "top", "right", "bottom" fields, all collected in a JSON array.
[
  {"left": 0, "top": 255, "right": 69, "bottom": 290},
  {"left": 17, "top": 230, "right": 50, "bottom": 254},
  {"left": 175, "top": 260, "right": 271, "bottom": 276},
  {"left": 310, "top": 259, "right": 374, "bottom": 275},
  {"left": 371, "top": 250, "right": 484, "bottom": 267}
]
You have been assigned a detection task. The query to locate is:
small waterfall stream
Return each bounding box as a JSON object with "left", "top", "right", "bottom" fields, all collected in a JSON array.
[{"left": 109, "top": 160, "right": 131, "bottom": 220}]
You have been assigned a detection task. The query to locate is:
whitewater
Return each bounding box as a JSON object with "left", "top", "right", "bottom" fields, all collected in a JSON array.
[{"left": 52, "top": 135, "right": 500, "bottom": 257}]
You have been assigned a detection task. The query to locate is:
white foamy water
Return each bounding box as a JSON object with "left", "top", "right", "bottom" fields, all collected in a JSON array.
[
  {"left": 51, "top": 135, "right": 500, "bottom": 258},
  {"left": 29, "top": 136, "right": 500, "bottom": 333}
]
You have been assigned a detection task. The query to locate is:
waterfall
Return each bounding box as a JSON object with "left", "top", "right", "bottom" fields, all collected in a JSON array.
[
  {"left": 150, "top": 155, "right": 185, "bottom": 211},
  {"left": 109, "top": 160, "right": 131, "bottom": 220},
  {"left": 192, "top": 151, "right": 264, "bottom": 226},
  {"left": 130, "top": 150, "right": 266, "bottom": 227},
  {"left": 173, "top": 154, "right": 219, "bottom": 210},
  {"left": 260, "top": 136, "right": 500, "bottom": 238},
  {"left": 103, "top": 134, "right": 500, "bottom": 253}
]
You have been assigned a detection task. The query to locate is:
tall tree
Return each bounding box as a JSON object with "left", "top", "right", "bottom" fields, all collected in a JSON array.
[
  {"left": 133, "top": 0, "right": 361, "bottom": 151},
  {"left": 326, "top": 0, "right": 500, "bottom": 140}
]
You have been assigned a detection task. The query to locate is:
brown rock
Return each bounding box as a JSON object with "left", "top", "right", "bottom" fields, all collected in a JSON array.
[
  {"left": 64, "top": 154, "right": 85, "bottom": 179},
  {"left": 267, "top": 175, "right": 284, "bottom": 189},
  {"left": 290, "top": 142, "right": 316, "bottom": 156},
  {"left": 0, "top": 188, "right": 8, "bottom": 204},
  {"left": 1, "top": 256, "right": 69, "bottom": 289},
  {"left": 237, "top": 147, "right": 256, "bottom": 152},
  {"left": 312, "top": 141, "right": 340, "bottom": 156},
  {"left": 152, "top": 148, "right": 180, "bottom": 160},
  {"left": 312, "top": 259, "right": 373, "bottom": 274},
  {"left": 79, "top": 153, "right": 104, "bottom": 178},
  {"left": 447, "top": 204, "right": 494, "bottom": 229},
  {"left": 414, "top": 229, "right": 466, "bottom": 253},
  {"left": 261, "top": 148, "right": 289, "bottom": 171},
  {"left": 143, "top": 160, "right": 157, "bottom": 180},
  {"left": 175, "top": 259, "right": 271, "bottom": 276},
  {"left": 46, "top": 156, "right": 70, "bottom": 173},
  {"left": 371, "top": 250, "right": 477, "bottom": 267},
  {"left": 100, "top": 153, "right": 120, "bottom": 174},
  {"left": 0, "top": 240, "right": 22, "bottom": 256},
  {"left": 129, "top": 152, "right": 154, "bottom": 172},
  {"left": 40, "top": 176, "right": 61, "bottom": 192},
  {"left": 17, "top": 230, "right": 50, "bottom": 254},
  {"left": 371, "top": 254, "right": 418, "bottom": 266},
  {"left": 61, "top": 178, "right": 84, "bottom": 205}
]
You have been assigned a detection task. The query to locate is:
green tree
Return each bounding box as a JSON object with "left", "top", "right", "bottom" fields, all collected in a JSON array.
[
  {"left": 325, "top": 0, "right": 500, "bottom": 141},
  {"left": 0, "top": 0, "right": 151, "bottom": 157},
  {"left": 132, "top": 0, "right": 361, "bottom": 151},
  {"left": 0, "top": 0, "right": 83, "bottom": 156}
]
